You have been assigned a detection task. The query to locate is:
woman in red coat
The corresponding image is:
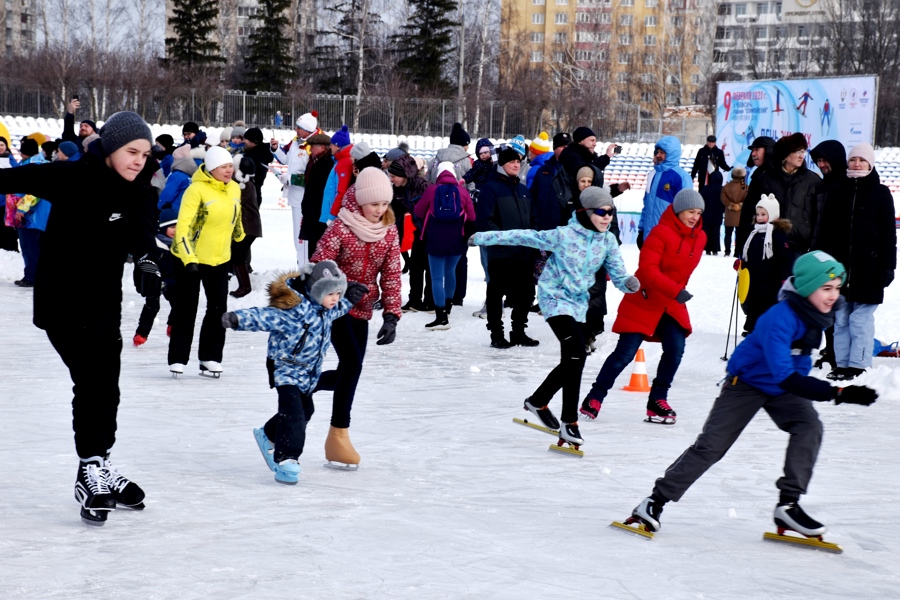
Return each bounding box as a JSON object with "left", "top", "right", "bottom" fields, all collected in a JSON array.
[
  {"left": 580, "top": 189, "right": 707, "bottom": 424},
  {"left": 310, "top": 167, "right": 403, "bottom": 469}
]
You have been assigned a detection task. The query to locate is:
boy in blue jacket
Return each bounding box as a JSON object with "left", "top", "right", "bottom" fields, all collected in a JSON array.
[
  {"left": 222, "top": 261, "right": 367, "bottom": 484},
  {"left": 627, "top": 251, "right": 877, "bottom": 538},
  {"left": 473, "top": 186, "right": 640, "bottom": 448}
]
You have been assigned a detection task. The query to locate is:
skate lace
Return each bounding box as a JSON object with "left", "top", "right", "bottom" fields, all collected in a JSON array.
[
  {"left": 102, "top": 463, "right": 129, "bottom": 494},
  {"left": 655, "top": 400, "right": 673, "bottom": 411},
  {"left": 82, "top": 463, "right": 110, "bottom": 495}
]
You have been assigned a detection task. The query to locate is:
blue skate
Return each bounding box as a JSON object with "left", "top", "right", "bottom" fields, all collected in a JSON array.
[
  {"left": 253, "top": 428, "right": 277, "bottom": 472},
  {"left": 274, "top": 460, "right": 301, "bottom": 485}
]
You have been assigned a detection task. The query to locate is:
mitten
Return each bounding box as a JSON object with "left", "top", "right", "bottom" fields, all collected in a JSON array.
[
  {"left": 345, "top": 282, "right": 369, "bottom": 305},
  {"left": 221, "top": 312, "right": 239, "bottom": 329},
  {"left": 135, "top": 254, "right": 161, "bottom": 297},
  {"left": 835, "top": 385, "right": 878, "bottom": 406},
  {"left": 376, "top": 313, "right": 399, "bottom": 346},
  {"left": 624, "top": 276, "right": 641, "bottom": 293},
  {"left": 676, "top": 289, "right": 693, "bottom": 304}
]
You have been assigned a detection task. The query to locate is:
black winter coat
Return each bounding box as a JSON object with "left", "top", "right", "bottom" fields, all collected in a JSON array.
[
  {"left": 741, "top": 220, "right": 795, "bottom": 323},
  {"left": 815, "top": 169, "right": 897, "bottom": 304},
  {"left": 809, "top": 140, "right": 848, "bottom": 249},
  {"left": 475, "top": 167, "right": 534, "bottom": 260},
  {"left": 243, "top": 143, "right": 274, "bottom": 202},
  {"left": 558, "top": 143, "right": 611, "bottom": 195},
  {"left": 0, "top": 145, "right": 159, "bottom": 331},
  {"left": 738, "top": 163, "right": 820, "bottom": 253},
  {"left": 530, "top": 155, "right": 565, "bottom": 231},
  {"left": 691, "top": 145, "right": 731, "bottom": 187},
  {"left": 301, "top": 153, "right": 334, "bottom": 239}
]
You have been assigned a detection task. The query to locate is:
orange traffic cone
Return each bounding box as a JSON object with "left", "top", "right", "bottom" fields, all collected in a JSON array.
[{"left": 622, "top": 349, "right": 651, "bottom": 392}]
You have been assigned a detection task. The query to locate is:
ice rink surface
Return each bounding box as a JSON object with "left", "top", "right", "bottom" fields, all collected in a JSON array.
[{"left": 2, "top": 188, "right": 899, "bottom": 598}]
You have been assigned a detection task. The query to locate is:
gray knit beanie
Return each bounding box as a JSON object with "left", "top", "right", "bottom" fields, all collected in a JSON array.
[
  {"left": 100, "top": 111, "right": 153, "bottom": 155},
  {"left": 580, "top": 186, "right": 615, "bottom": 210},
  {"left": 350, "top": 141, "right": 371, "bottom": 161},
  {"left": 672, "top": 188, "right": 705, "bottom": 214}
]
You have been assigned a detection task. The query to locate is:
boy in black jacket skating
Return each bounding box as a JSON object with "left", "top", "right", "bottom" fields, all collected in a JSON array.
[{"left": 625, "top": 252, "right": 878, "bottom": 539}]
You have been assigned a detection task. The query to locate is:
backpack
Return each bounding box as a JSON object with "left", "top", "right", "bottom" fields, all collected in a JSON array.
[{"left": 431, "top": 183, "right": 463, "bottom": 223}]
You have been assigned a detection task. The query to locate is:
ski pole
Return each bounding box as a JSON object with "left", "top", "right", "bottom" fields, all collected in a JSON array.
[{"left": 721, "top": 274, "right": 739, "bottom": 361}]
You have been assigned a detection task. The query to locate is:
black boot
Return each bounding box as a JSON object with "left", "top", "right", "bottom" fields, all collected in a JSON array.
[
  {"left": 425, "top": 308, "right": 450, "bottom": 331},
  {"left": 230, "top": 263, "right": 252, "bottom": 298},
  {"left": 490, "top": 328, "right": 511, "bottom": 349},
  {"left": 445, "top": 302, "right": 452, "bottom": 315},
  {"left": 510, "top": 328, "right": 539, "bottom": 347}
]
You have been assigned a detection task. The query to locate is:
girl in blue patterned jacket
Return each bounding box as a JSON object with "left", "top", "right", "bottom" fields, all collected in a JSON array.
[
  {"left": 222, "top": 261, "right": 367, "bottom": 484},
  {"left": 472, "top": 186, "right": 640, "bottom": 448}
]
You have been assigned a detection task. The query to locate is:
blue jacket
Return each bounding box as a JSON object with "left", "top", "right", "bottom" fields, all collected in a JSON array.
[
  {"left": 319, "top": 166, "right": 339, "bottom": 223},
  {"left": 727, "top": 298, "right": 813, "bottom": 396},
  {"left": 474, "top": 215, "right": 631, "bottom": 322},
  {"left": 640, "top": 136, "right": 692, "bottom": 235},
  {"left": 159, "top": 154, "right": 174, "bottom": 177},
  {"left": 232, "top": 273, "right": 352, "bottom": 392},
  {"left": 158, "top": 170, "right": 192, "bottom": 214},
  {"left": 14, "top": 155, "right": 51, "bottom": 231},
  {"left": 525, "top": 152, "right": 552, "bottom": 189}
]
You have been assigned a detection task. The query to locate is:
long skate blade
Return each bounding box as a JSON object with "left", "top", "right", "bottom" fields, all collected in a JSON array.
[
  {"left": 548, "top": 443, "right": 584, "bottom": 458},
  {"left": 763, "top": 531, "right": 843, "bottom": 553},
  {"left": 513, "top": 417, "right": 558, "bottom": 436},
  {"left": 610, "top": 520, "right": 654, "bottom": 539},
  {"left": 324, "top": 461, "right": 360, "bottom": 471}
]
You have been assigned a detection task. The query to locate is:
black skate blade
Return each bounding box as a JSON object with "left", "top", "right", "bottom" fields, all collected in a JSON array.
[
  {"left": 80, "top": 507, "right": 111, "bottom": 526},
  {"left": 610, "top": 520, "right": 654, "bottom": 539},
  {"left": 763, "top": 531, "right": 842, "bottom": 553},
  {"left": 513, "top": 417, "right": 558, "bottom": 436}
]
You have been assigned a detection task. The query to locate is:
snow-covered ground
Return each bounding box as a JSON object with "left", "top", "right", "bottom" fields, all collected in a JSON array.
[{"left": 2, "top": 184, "right": 900, "bottom": 598}]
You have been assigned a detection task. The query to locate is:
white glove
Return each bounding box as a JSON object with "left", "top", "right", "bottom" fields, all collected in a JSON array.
[{"left": 278, "top": 172, "right": 290, "bottom": 186}]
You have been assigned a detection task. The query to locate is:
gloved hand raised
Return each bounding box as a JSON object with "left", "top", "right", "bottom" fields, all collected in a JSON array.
[
  {"left": 624, "top": 276, "right": 640, "bottom": 293},
  {"left": 376, "top": 313, "right": 399, "bottom": 346},
  {"left": 345, "top": 282, "right": 369, "bottom": 306},
  {"left": 221, "top": 312, "right": 239, "bottom": 329},
  {"left": 135, "top": 254, "right": 161, "bottom": 298},
  {"left": 834, "top": 385, "right": 878, "bottom": 406},
  {"left": 676, "top": 289, "right": 693, "bottom": 304}
]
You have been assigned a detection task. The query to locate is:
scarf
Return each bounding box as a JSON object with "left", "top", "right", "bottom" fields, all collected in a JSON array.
[
  {"left": 846, "top": 168, "right": 871, "bottom": 179},
  {"left": 338, "top": 207, "right": 389, "bottom": 243},
  {"left": 742, "top": 223, "right": 774, "bottom": 261},
  {"left": 780, "top": 281, "right": 844, "bottom": 353}
]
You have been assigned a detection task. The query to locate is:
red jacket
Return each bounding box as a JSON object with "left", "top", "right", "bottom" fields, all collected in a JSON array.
[
  {"left": 329, "top": 144, "right": 355, "bottom": 216},
  {"left": 311, "top": 185, "right": 403, "bottom": 321},
  {"left": 613, "top": 207, "right": 706, "bottom": 339}
]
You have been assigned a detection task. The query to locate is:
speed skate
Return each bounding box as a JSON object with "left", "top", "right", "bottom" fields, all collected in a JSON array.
[
  {"left": 763, "top": 528, "right": 843, "bottom": 554},
  {"left": 610, "top": 518, "right": 655, "bottom": 539}
]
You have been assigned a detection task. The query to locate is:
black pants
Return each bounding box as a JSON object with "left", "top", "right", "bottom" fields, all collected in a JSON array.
[
  {"left": 230, "top": 234, "right": 256, "bottom": 265},
  {"left": 530, "top": 315, "right": 587, "bottom": 423},
  {"left": 303, "top": 222, "right": 328, "bottom": 260},
  {"left": 408, "top": 237, "right": 433, "bottom": 306},
  {"left": 724, "top": 226, "right": 735, "bottom": 255},
  {"left": 263, "top": 386, "right": 315, "bottom": 462},
  {"left": 0, "top": 222, "right": 18, "bottom": 252},
  {"left": 136, "top": 285, "right": 175, "bottom": 338},
  {"left": 46, "top": 327, "right": 122, "bottom": 459},
  {"left": 315, "top": 315, "right": 368, "bottom": 428},
  {"left": 452, "top": 253, "right": 467, "bottom": 304},
  {"left": 167, "top": 262, "right": 230, "bottom": 365},
  {"left": 486, "top": 257, "right": 535, "bottom": 332}
]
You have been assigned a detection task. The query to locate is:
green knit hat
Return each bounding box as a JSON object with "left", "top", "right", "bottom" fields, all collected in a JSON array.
[{"left": 792, "top": 251, "right": 845, "bottom": 297}]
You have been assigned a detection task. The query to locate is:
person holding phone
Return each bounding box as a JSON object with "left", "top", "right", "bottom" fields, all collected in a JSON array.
[{"left": 61, "top": 96, "right": 97, "bottom": 147}]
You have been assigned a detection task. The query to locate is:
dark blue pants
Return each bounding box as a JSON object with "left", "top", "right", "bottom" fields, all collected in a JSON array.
[
  {"left": 586, "top": 313, "right": 686, "bottom": 403},
  {"left": 263, "top": 386, "right": 315, "bottom": 462},
  {"left": 315, "top": 315, "right": 368, "bottom": 428},
  {"left": 18, "top": 228, "right": 41, "bottom": 282},
  {"left": 428, "top": 254, "right": 461, "bottom": 308}
]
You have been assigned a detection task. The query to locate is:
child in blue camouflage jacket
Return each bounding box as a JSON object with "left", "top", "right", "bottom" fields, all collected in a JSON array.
[{"left": 222, "top": 260, "right": 367, "bottom": 484}]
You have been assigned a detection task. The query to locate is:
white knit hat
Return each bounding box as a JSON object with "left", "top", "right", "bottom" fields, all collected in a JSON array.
[
  {"left": 756, "top": 193, "right": 780, "bottom": 222},
  {"left": 436, "top": 161, "right": 456, "bottom": 178},
  {"left": 204, "top": 146, "right": 233, "bottom": 173},
  {"left": 296, "top": 112, "right": 318, "bottom": 132}
]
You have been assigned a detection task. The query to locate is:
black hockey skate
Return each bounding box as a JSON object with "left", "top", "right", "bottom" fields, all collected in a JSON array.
[
  {"left": 103, "top": 458, "right": 146, "bottom": 510},
  {"left": 523, "top": 399, "right": 560, "bottom": 430},
  {"left": 646, "top": 398, "right": 676, "bottom": 424},
  {"left": 74, "top": 457, "right": 115, "bottom": 526},
  {"left": 579, "top": 398, "right": 602, "bottom": 420}
]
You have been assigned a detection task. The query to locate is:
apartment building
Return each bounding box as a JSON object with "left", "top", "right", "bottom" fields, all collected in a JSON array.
[{"left": 1, "top": 0, "right": 36, "bottom": 58}]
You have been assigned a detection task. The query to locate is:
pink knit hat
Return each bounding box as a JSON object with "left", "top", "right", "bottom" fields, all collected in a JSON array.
[{"left": 354, "top": 167, "right": 392, "bottom": 205}]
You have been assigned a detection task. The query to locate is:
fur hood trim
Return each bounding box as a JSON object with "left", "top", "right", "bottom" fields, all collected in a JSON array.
[
  {"left": 773, "top": 218, "right": 792, "bottom": 233},
  {"left": 267, "top": 271, "right": 303, "bottom": 309}
]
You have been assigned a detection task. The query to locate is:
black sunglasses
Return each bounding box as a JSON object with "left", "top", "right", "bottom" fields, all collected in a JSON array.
[{"left": 580, "top": 207, "right": 615, "bottom": 217}]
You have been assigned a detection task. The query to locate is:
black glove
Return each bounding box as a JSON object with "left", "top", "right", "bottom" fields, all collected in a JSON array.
[
  {"left": 884, "top": 270, "right": 895, "bottom": 288},
  {"left": 636, "top": 230, "right": 644, "bottom": 249},
  {"left": 185, "top": 262, "right": 199, "bottom": 274},
  {"left": 376, "top": 313, "right": 399, "bottom": 346},
  {"left": 345, "top": 282, "right": 369, "bottom": 306},
  {"left": 835, "top": 385, "right": 878, "bottom": 406},
  {"left": 221, "top": 312, "right": 238, "bottom": 329},
  {"left": 676, "top": 289, "right": 693, "bottom": 304},
  {"left": 135, "top": 254, "right": 161, "bottom": 298}
]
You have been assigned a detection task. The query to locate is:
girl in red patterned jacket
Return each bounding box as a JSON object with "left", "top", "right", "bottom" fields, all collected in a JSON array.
[{"left": 310, "top": 167, "right": 402, "bottom": 470}]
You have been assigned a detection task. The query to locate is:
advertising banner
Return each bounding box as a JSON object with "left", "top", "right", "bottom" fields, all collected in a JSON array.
[{"left": 715, "top": 75, "right": 877, "bottom": 171}]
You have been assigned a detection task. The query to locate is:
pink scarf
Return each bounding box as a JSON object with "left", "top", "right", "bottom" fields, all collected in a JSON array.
[{"left": 338, "top": 207, "right": 388, "bottom": 242}]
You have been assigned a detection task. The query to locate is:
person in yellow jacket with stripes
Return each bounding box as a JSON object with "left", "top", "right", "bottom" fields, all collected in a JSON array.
[{"left": 168, "top": 146, "right": 245, "bottom": 377}]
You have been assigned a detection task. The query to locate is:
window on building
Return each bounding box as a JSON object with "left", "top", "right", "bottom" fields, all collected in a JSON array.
[
  {"left": 671, "top": 16, "right": 684, "bottom": 27},
  {"left": 532, "top": 32, "right": 545, "bottom": 43},
  {"left": 775, "top": 2, "right": 782, "bottom": 14},
  {"left": 666, "top": 92, "right": 679, "bottom": 104},
  {"left": 554, "top": 51, "right": 565, "bottom": 61},
  {"left": 532, "top": 13, "right": 545, "bottom": 24},
  {"left": 618, "top": 52, "right": 632, "bottom": 63},
  {"left": 756, "top": 26, "right": 767, "bottom": 39},
  {"left": 556, "top": 0, "right": 569, "bottom": 4},
  {"left": 715, "top": 26, "right": 725, "bottom": 39},
  {"left": 775, "top": 26, "right": 787, "bottom": 38},
  {"left": 600, "top": 33, "right": 611, "bottom": 43},
  {"left": 713, "top": 50, "right": 726, "bottom": 62},
  {"left": 555, "top": 12, "right": 568, "bottom": 24},
  {"left": 533, "top": 0, "right": 546, "bottom": 4},
  {"left": 735, "top": 3, "right": 747, "bottom": 15},
  {"left": 691, "top": 73, "right": 700, "bottom": 84},
  {"left": 797, "top": 24, "right": 808, "bottom": 38},
  {"left": 641, "top": 91, "right": 653, "bottom": 102},
  {"left": 756, "top": 2, "right": 768, "bottom": 14},
  {"left": 576, "top": 31, "right": 596, "bottom": 42},
  {"left": 554, "top": 32, "right": 567, "bottom": 43},
  {"left": 642, "top": 73, "right": 654, "bottom": 83},
  {"left": 621, "top": 0, "right": 634, "bottom": 6},
  {"left": 620, "top": 14, "right": 633, "bottom": 26},
  {"left": 644, "top": 35, "right": 657, "bottom": 46},
  {"left": 531, "top": 51, "right": 544, "bottom": 62},
  {"left": 599, "top": 12, "right": 611, "bottom": 23},
  {"left": 643, "top": 52, "right": 655, "bottom": 64},
  {"left": 669, "top": 35, "right": 682, "bottom": 46},
  {"left": 718, "top": 3, "right": 732, "bottom": 14},
  {"left": 645, "top": 16, "right": 657, "bottom": 27},
  {"left": 597, "top": 50, "right": 608, "bottom": 60},
  {"left": 692, "top": 53, "right": 700, "bottom": 64},
  {"left": 596, "top": 70, "right": 609, "bottom": 80},
  {"left": 575, "top": 50, "right": 592, "bottom": 61},
  {"left": 618, "top": 72, "right": 629, "bottom": 83},
  {"left": 645, "top": 0, "right": 658, "bottom": 7},
  {"left": 666, "top": 53, "right": 678, "bottom": 64},
  {"left": 618, "top": 91, "right": 629, "bottom": 101},
  {"left": 620, "top": 33, "right": 632, "bottom": 45},
  {"left": 576, "top": 11, "right": 591, "bottom": 22}
]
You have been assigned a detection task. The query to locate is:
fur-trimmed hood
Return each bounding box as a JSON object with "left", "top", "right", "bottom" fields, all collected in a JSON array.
[
  {"left": 267, "top": 271, "right": 303, "bottom": 309},
  {"left": 772, "top": 218, "right": 792, "bottom": 233}
]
